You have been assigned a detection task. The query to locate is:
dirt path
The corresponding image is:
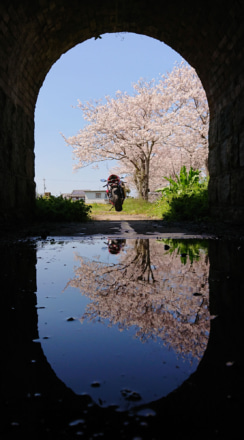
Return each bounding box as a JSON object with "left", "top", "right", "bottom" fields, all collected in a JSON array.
[
  {"left": 8, "top": 218, "right": 225, "bottom": 240},
  {"left": 2, "top": 214, "right": 244, "bottom": 241},
  {"left": 91, "top": 214, "right": 155, "bottom": 221}
]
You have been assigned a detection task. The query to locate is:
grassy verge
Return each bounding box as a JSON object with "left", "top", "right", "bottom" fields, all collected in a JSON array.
[
  {"left": 35, "top": 176, "right": 209, "bottom": 223},
  {"left": 90, "top": 198, "right": 159, "bottom": 218}
]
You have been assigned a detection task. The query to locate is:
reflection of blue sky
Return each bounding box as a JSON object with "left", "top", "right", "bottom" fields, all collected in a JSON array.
[
  {"left": 37, "top": 238, "right": 119, "bottom": 283},
  {"left": 36, "top": 238, "right": 206, "bottom": 410}
]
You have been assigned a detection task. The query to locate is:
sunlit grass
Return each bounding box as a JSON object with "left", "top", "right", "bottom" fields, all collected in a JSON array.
[
  {"left": 35, "top": 185, "right": 209, "bottom": 223},
  {"left": 89, "top": 198, "right": 160, "bottom": 218}
]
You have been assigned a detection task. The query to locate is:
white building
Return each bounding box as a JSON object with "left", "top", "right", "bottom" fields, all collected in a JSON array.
[{"left": 63, "top": 189, "right": 108, "bottom": 204}]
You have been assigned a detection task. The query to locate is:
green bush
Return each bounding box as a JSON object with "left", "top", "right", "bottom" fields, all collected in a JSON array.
[
  {"left": 35, "top": 195, "right": 92, "bottom": 222},
  {"left": 155, "top": 166, "right": 209, "bottom": 221},
  {"left": 156, "top": 166, "right": 202, "bottom": 196}
]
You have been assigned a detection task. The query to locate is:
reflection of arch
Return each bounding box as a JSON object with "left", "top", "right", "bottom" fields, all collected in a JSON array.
[
  {"left": 0, "top": 2, "right": 244, "bottom": 222},
  {"left": 1, "top": 239, "right": 244, "bottom": 438}
]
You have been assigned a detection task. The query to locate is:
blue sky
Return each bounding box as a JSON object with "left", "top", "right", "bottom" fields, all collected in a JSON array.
[{"left": 34, "top": 33, "right": 183, "bottom": 196}]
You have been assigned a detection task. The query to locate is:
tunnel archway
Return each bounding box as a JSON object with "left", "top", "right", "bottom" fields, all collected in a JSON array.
[{"left": 0, "top": 1, "right": 244, "bottom": 222}]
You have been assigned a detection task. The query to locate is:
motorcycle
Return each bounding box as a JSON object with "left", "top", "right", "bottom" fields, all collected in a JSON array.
[
  {"left": 101, "top": 174, "right": 126, "bottom": 212},
  {"left": 104, "top": 239, "right": 126, "bottom": 254}
]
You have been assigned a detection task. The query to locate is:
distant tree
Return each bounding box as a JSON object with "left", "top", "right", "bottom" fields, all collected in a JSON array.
[{"left": 63, "top": 62, "right": 209, "bottom": 199}]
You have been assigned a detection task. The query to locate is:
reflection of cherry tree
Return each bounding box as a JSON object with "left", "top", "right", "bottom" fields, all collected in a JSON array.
[
  {"left": 66, "top": 239, "right": 210, "bottom": 361},
  {"left": 125, "top": 239, "right": 155, "bottom": 283}
]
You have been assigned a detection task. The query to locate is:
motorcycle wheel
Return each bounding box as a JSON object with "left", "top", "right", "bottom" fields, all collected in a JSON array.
[{"left": 112, "top": 187, "right": 123, "bottom": 211}]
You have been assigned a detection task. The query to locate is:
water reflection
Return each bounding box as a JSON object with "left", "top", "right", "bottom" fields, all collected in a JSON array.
[
  {"left": 105, "top": 238, "right": 126, "bottom": 254},
  {"left": 1, "top": 236, "right": 244, "bottom": 438},
  {"left": 68, "top": 239, "right": 209, "bottom": 358},
  {"left": 36, "top": 238, "right": 210, "bottom": 409}
]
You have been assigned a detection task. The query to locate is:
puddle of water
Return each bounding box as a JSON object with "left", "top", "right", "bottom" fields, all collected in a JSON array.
[{"left": 35, "top": 237, "right": 210, "bottom": 410}]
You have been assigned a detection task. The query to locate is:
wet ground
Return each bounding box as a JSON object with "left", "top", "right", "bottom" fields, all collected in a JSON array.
[
  {"left": 1, "top": 218, "right": 244, "bottom": 439},
  {"left": 3, "top": 216, "right": 244, "bottom": 241}
]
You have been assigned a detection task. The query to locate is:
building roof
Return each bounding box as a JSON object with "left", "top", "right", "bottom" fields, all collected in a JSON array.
[
  {"left": 62, "top": 189, "right": 107, "bottom": 198},
  {"left": 71, "top": 190, "right": 86, "bottom": 197},
  {"left": 71, "top": 189, "right": 107, "bottom": 194},
  {"left": 82, "top": 189, "right": 107, "bottom": 193}
]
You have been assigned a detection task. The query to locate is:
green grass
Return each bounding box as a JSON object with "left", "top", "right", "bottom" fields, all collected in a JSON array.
[
  {"left": 90, "top": 198, "right": 159, "bottom": 218},
  {"left": 90, "top": 186, "right": 209, "bottom": 221},
  {"left": 35, "top": 176, "right": 209, "bottom": 223}
]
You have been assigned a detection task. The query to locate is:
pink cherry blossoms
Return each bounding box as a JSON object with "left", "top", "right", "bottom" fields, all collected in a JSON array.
[{"left": 63, "top": 61, "right": 209, "bottom": 200}]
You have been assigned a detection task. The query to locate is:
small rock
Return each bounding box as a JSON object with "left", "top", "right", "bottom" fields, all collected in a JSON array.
[
  {"left": 91, "top": 381, "right": 101, "bottom": 388},
  {"left": 121, "top": 389, "right": 142, "bottom": 401},
  {"left": 226, "top": 361, "right": 235, "bottom": 367},
  {"left": 136, "top": 408, "right": 156, "bottom": 417},
  {"left": 69, "top": 419, "right": 85, "bottom": 427}
]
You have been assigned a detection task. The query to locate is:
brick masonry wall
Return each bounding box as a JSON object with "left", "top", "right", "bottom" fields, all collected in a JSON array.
[{"left": 0, "top": 0, "right": 244, "bottom": 222}]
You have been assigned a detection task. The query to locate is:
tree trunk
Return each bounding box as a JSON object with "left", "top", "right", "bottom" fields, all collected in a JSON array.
[
  {"left": 134, "top": 239, "right": 155, "bottom": 283},
  {"left": 141, "top": 156, "right": 150, "bottom": 201},
  {"left": 132, "top": 155, "right": 150, "bottom": 200}
]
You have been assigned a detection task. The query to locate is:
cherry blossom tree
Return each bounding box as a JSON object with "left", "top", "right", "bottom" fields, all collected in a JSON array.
[
  {"left": 158, "top": 61, "right": 209, "bottom": 174},
  {"left": 63, "top": 62, "right": 209, "bottom": 199},
  {"left": 114, "top": 62, "right": 209, "bottom": 192},
  {"left": 63, "top": 82, "right": 172, "bottom": 200}
]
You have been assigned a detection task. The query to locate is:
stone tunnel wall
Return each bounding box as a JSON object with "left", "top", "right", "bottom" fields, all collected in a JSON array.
[{"left": 0, "top": 0, "right": 244, "bottom": 223}]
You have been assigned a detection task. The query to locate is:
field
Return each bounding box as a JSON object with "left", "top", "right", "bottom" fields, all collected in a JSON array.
[
  {"left": 89, "top": 198, "right": 160, "bottom": 218},
  {"left": 35, "top": 169, "right": 209, "bottom": 222}
]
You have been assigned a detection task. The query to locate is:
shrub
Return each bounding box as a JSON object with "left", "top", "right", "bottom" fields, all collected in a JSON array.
[
  {"left": 35, "top": 195, "right": 92, "bottom": 222},
  {"left": 155, "top": 166, "right": 209, "bottom": 221}
]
